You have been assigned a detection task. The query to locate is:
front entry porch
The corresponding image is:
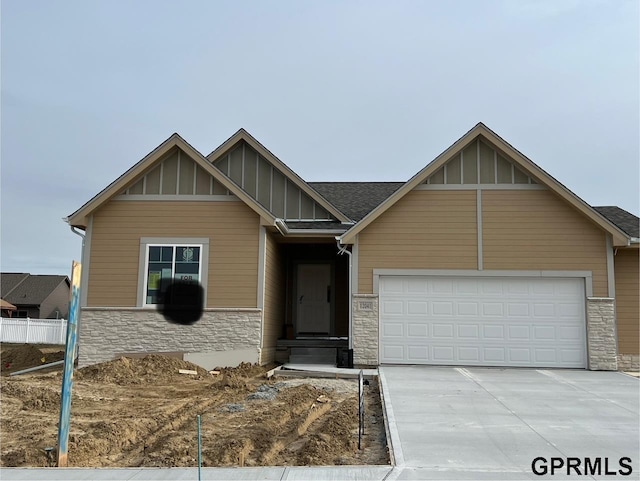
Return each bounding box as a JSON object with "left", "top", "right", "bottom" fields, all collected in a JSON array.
[{"left": 262, "top": 237, "right": 352, "bottom": 366}]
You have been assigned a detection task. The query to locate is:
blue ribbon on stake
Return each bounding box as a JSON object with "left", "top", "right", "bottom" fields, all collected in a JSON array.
[{"left": 57, "top": 261, "right": 81, "bottom": 467}]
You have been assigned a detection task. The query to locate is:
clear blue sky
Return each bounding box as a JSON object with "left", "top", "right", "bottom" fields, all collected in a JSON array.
[{"left": 2, "top": 0, "right": 638, "bottom": 275}]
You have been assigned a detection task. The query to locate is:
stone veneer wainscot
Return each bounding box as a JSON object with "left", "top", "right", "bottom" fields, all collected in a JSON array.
[{"left": 78, "top": 308, "right": 262, "bottom": 367}]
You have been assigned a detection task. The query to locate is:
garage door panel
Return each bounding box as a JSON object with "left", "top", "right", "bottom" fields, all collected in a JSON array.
[
  {"left": 407, "top": 301, "right": 428, "bottom": 314},
  {"left": 533, "top": 303, "right": 555, "bottom": 317},
  {"left": 433, "top": 346, "right": 455, "bottom": 362},
  {"left": 533, "top": 326, "right": 556, "bottom": 340},
  {"left": 482, "top": 303, "right": 504, "bottom": 317},
  {"left": 458, "top": 347, "right": 480, "bottom": 362},
  {"left": 379, "top": 276, "right": 586, "bottom": 368},
  {"left": 407, "top": 323, "right": 428, "bottom": 337},
  {"left": 508, "top": 325, "right": 531, "bottom": 339},
  {"left": 382, "top": 300, "right": 404, "bottom": 315},
  {"left": 483, "top": 325, "right": 505, "bottom": 339},
  {"left": 407, "top": 345, "right": 429, "bottom": 361},
  {"left": 432, "top": 324, "right": 454, "bottom": 338},
  {"left": 457, "top": 302, "right": 479, "bottom": 316},
  {"left": 383, "top": 323, "right": 403, "bottom": 337},
  {"left": 457, "top": 324, "right": 480, "bottom": 339},
  {"left": 507, "top": 303, "right": 530, "bottom": 316},
  {"left": 508, "top": 348, "right": 531, "bottom": 363},
  {"left": 483, "top": 347, "right": 506, "bottom": 362},
  {"left": 432, "top": 302, "right": 454, "bottom": 316}
]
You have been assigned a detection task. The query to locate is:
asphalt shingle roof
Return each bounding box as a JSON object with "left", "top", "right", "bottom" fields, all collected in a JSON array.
[
  {"left": 309, "top": 182, "right": 404, "bottom": 221},
  {"left": 1, "top": 273, "right": 69, "bottom": 306},
  {"left": 594, "top": 207, "right": 639, "bottom": 238},
  {"left": 1, "top": 273, "right": 29, "bottom": 299}
]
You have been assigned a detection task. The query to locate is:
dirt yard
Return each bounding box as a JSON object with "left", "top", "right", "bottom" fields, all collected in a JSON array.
[{"left": 0, "top": 345, "right": 389, "bottom": 467}]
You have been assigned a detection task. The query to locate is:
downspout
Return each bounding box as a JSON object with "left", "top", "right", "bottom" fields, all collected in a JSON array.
[{"left": 336, "top": 237, "right": 353, "bottom": 350}]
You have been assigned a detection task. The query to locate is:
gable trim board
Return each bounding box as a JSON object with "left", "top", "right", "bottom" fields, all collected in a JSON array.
[{"left": 339, "top": 123, "right": 629, "bottom": 246}]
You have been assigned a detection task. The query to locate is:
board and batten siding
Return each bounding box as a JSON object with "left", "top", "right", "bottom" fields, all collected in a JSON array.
[
  {"left": 88, "top": 200, "right": 260, "bottom": 308},
  {"left": 358, "top": 190, "right": 478, "bottom": 293},
  {"left": 482, "top": 190, "right": 608, "bottom": 297},
  {"left": 262, "top": 233, "right": 285, "bottom": 362},
  {"left": 615, "top": 248, "right": 639, "bottom": 355}
]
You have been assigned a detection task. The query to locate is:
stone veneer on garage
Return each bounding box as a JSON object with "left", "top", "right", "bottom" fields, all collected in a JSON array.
[
  {"left": 78, "top": 308, "right": 262, "bottom": 368},
  {"left": 352, "top": 295, "right": 622, "bottom": 371},
  {"left": 352, "top": 294, "right": 379, "bottom": 366},
  {"left": 586, "top": 298, "right": 618, "bottom": 371}
]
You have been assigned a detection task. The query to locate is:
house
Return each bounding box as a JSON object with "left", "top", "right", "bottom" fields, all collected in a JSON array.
[
  {"left": 0, "top": 273, "right": 70, "bottom": 319},
  {"left": 65, "top": 123, "right": 639, "bottom": 371}
]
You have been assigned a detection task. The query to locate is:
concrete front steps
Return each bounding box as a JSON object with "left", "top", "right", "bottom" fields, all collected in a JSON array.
[{"left": 288, "top": 347, "right": 337, "bottom": 365}]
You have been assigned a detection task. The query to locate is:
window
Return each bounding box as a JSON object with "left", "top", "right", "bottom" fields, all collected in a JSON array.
[{"left": 139, "top": 239, "right": 208, "bottom": 307}]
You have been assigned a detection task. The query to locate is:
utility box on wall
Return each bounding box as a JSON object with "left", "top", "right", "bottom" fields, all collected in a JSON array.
[{"left": 337, "top": 348, "right": 353, "bottom": 368}]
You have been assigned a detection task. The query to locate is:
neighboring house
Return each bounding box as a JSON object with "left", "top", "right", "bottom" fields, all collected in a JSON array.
[
  {"left": 65, "top": 123, "right": 639, "bottom": 371},
  {"left": 0, "top": 273, "right": 70, "bottom": 319}
]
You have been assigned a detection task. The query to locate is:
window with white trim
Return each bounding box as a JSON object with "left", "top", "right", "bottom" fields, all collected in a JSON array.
[{"left": 144, "top": 244, "right": 202, "bottom": 305}]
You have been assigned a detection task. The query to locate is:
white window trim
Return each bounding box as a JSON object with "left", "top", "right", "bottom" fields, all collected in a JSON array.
[{"left": 137, "top": 237, "right": 210, "bottom": 308}]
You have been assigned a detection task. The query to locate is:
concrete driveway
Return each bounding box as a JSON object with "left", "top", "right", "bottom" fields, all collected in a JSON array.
[{"left": 379, "top": 366, "right": 639, "bottom": 480}]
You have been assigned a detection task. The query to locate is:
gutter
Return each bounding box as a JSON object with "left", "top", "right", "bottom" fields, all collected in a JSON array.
[
  {"left": 274, "top": 218, "right": 347, "bottom": 236},
  {"left": 336, "top": 237, "right": 354, "bottom": 351}
]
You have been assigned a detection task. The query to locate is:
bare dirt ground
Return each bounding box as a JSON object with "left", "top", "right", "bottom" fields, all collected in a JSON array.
[{"left": 1, "top": 345, "right": 389, "bottom": 467}]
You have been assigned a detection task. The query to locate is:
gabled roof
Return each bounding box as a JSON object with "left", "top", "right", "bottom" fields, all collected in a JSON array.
[
  {"left": 1, "top": 273, "right": 69, "bottom": 306},
  {"left": 309, "top": 182, "right": 404, "bottom": 221},
  {"left": 594, "top": 207, "right": 639, "bottom": 239},
  {"left": 66, "top": 134, "right": 277, "bottom": 228},
  {"left": 207, "top": 129, "right": 351, "bottom": 223},
  {"left": 339, "top": 123, "right": 630, "bottom": 246}
]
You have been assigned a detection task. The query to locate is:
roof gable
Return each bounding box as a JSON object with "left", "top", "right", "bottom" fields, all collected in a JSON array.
[
  {"left": 211, "top": 139, "right": 336, "bottom": 221},
  {"left": 117, "top": 146, "right": 234, "bottom": 198},
  {"left": 423, "top": 136, "right": 538, "bottom": 186},
  {"left": 207, "top": 129, "right": 351, "bottom": 223},
  {"left": 340, "top": 123, "right": 629, "bottom": 246},
  {"left": 66, "top": 134, "right": 277, "bottom": 228}
]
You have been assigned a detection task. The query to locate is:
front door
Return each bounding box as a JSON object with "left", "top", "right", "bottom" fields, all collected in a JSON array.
[{"left": 296, "top": 263, "right": 331, "bottom": 335}]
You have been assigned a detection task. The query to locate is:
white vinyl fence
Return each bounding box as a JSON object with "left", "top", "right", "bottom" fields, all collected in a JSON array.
[{"left": 0, "top": 318, "right": 67, "bottom": 344}]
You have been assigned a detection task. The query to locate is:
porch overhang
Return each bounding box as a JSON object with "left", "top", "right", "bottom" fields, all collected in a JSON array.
[{"left": 273, "top": 219, "right": 351, "bottom": 238}]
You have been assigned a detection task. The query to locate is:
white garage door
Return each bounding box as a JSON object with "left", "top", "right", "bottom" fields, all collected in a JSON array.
[{"left": 379, "top": 276, "right": 587, "bottom": 368}]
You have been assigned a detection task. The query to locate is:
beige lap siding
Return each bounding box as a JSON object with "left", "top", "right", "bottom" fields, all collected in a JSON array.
[
  {"left": 615, "top": 248, "right": 639, "bottom": 356},
  {"left": 358, "top": 190, "right": 477, "bottom": 293},
  {"left": 88, "top": 201, "right": 260, "bottom": 308},
  {"left": 482, "top": 190, "right": 608, "bottom": 297},
  {"left": 261, "top": 232, "right": 285, "bottom": 363}
]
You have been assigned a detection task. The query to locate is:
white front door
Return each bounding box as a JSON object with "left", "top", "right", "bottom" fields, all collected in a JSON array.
[
  {"left": 296, "top": 264, "right": 331, "bottom": 335},
  {"left": 379, "top": 276, "right": 587, "bottom": 368}
]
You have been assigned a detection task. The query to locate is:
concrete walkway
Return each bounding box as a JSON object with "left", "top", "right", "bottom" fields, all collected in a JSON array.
[
  {"left": 1, "top": 466, "right": 393, "bottom": 480},
  {"left": 379, "top": 366, "right": 640, "bottom": 480}
]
